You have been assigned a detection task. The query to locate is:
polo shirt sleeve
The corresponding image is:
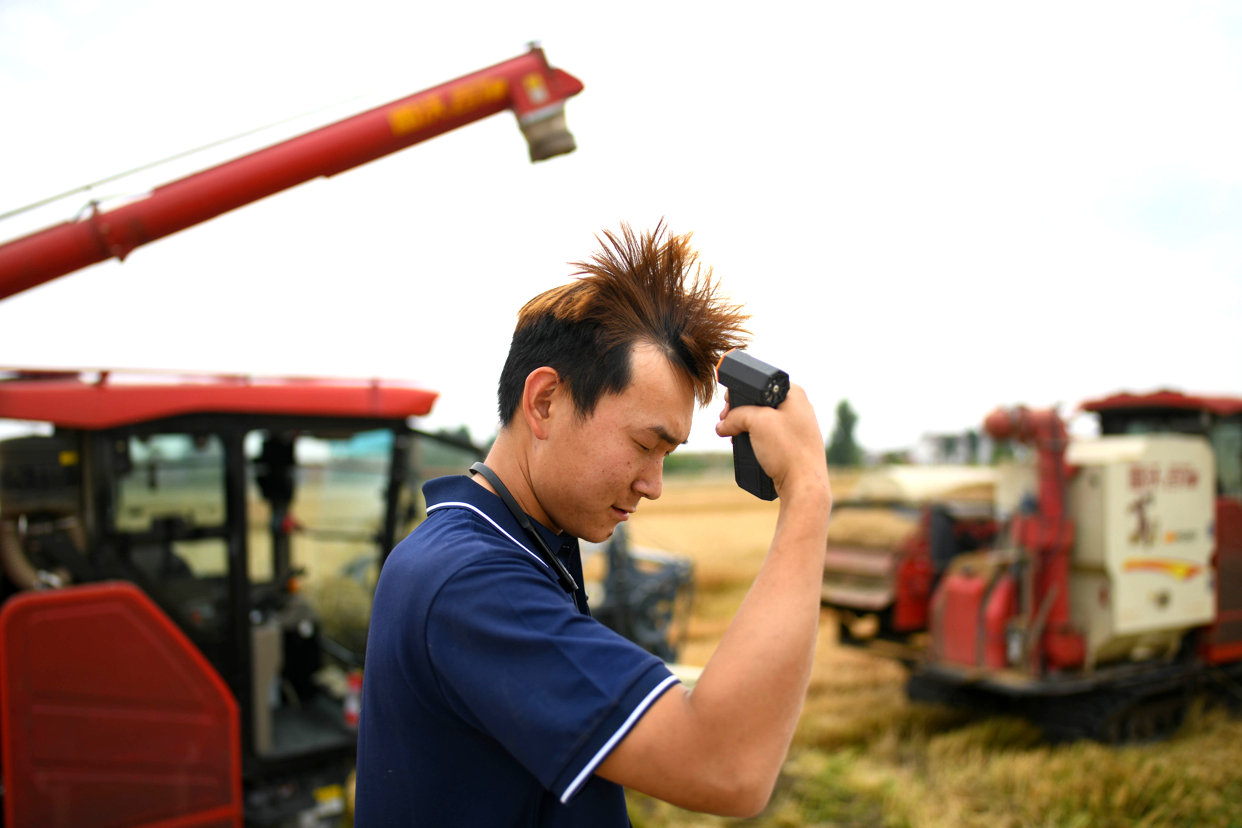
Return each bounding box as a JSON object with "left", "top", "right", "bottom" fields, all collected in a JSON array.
[{"left": 424, "top": 552, "right": 679, "bottom": 803}]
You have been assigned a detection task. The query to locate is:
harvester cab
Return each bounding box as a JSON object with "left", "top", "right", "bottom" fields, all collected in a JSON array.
[
  {"left": 1080, "top": 391, "right": 1242, "bottom": 668},
  {"left": 0, "top": 369, "right": 484, "bottom": 825}
]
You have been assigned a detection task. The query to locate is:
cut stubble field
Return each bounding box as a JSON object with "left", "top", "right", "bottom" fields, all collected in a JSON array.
[{"left": 621, "top": 474, "right": 1242, "bottom": 828}]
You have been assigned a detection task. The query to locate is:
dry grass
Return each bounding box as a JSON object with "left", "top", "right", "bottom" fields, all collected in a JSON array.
[
  {"left": 863, "top": 703, "right": 1242, "bottom": 828},
  {"left": 627, "top": 472, "right": 1242, "bottom": 828}
]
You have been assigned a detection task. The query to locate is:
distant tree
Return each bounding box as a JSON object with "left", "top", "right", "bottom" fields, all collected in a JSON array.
[
  {"left": 420, "top": 425, "right": 483, "bottom": 469},
  {"left": 664, "top": 451, "right": 733, "bottom": 476},
  {"left": 941, "top": 435, "right": 959, "bottom": 462},
  {"left": 965, "top": 429, "right": 981, "bottom": 465},
  {"left": 441, "top": 425, "right": 473, "bottom": 444},
  {"left": 825, "top": 400, "right": 863, "bottom": 467},
  {"left": 992, "top": 439, "right": 1015, "bottom": 464}
]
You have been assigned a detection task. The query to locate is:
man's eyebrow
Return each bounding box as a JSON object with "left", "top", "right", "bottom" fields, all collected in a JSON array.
[{"left": 647, "top": 426, "right": 689, "bottom": 447}]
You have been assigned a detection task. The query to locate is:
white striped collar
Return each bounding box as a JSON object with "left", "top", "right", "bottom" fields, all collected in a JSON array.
[{"left": 425, "top": 501, "right": 550, "bottom": 571}]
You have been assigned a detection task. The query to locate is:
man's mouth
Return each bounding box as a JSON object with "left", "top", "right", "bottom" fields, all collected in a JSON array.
[{"left": 611, "top": 506, "right": 633, "bottom": 520}]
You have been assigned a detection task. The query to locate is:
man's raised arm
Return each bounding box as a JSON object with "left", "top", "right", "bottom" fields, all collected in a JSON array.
[{"left": 596, "top": 383, "right": 832, "bottom": 817}]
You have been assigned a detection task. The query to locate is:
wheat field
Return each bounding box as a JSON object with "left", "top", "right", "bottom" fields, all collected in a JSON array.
[{"left": 622, "top": 473, "right": 1242, "bottom": 828}]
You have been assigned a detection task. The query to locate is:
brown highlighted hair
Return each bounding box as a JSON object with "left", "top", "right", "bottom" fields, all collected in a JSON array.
[{"left": 497, "top": 222, "right": 750, "bottom": 425}]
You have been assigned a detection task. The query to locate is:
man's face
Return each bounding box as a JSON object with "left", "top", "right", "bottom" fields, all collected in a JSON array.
[{"left": 533, "top": 344, "right": 695, "bottom": 543}]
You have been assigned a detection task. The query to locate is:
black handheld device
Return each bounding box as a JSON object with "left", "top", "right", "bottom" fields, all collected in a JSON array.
[{"left": 716, "top": 350, "right": 789, "bottom": 501}]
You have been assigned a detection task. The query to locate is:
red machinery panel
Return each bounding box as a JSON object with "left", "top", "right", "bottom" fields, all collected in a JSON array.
[
  {"left": 932, "top": 568, "right": 988, "bottom": 667},
  {"left": 981, "top": 573, "right": 1017, "bottom": 670},
  {"left": 1, "top": 582, "right": 241, "bottom": 828},
  {"left": 892, "top": 540, "right": 934, "bottom": 632}
]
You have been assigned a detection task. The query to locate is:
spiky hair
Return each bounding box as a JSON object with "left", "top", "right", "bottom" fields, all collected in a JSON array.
[{"left": 497, "top": 222, "right": 751, "bottom": 425}]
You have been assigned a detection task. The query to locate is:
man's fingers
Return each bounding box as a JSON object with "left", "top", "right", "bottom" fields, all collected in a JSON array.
[
  {"left": 715, "top": 400, "right": 762, "bottom": 438},
  {"left": 714, "top": 385, "right": 826, "bottom": 495}
]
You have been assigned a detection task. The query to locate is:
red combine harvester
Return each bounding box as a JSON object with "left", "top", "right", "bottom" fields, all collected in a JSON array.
[
  {"left": 0, "top": 47, "right": 582, "bottom": 827},
  {"left": 825, "top": 391, "right": 1242, "bottom": 740}
]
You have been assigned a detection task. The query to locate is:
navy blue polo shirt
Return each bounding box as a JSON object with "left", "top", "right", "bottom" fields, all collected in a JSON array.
[{"left": 355, "top": 475, "right": 678, "bottom": 827}]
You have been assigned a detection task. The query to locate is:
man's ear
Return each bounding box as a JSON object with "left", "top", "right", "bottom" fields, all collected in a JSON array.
[{"left": 521, "top": 367, "right": 562, "bottom": 441}]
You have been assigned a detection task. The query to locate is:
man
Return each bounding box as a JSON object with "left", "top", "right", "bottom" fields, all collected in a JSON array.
[{"left": 355, "top": 224, "right": 831, "bottom": 826}]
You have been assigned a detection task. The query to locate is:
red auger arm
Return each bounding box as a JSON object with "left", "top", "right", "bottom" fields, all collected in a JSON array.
[{"left": 0, "top": 45, "right": 583, "bottom": 301}]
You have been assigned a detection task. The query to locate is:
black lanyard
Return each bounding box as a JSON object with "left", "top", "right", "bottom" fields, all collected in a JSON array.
[{"left": 469, "top": 462, "right": 581, "bottom": 605}]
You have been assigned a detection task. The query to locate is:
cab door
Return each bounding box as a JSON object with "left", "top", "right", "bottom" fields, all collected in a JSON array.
[{"left": 93, "top": 424, "right": 248, "bottom": 701}]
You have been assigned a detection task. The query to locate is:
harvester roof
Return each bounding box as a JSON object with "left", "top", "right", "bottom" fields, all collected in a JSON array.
[
  {"left": 0, "top": 369, "right": 438, "bottom": 429},
  {"left": 1082, "top": 390, "right": 1242, "bottom": 417}
]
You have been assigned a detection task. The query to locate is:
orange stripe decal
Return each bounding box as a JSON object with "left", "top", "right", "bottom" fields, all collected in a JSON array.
[{"left": 1122, "top": 558, "right": 1203, "bottom": 581}]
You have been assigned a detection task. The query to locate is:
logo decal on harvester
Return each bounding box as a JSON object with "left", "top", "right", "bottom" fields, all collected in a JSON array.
[
  {"left": 1122, "top": 558, "right": 1203, "bottom": 581},
  {"left": 1127, "top": 493, "right": 1159, "bottom": 547},
  {"left": 522, "top": 73, "right": 549, "bottom": 105},
  {"left": 1129, "top": 463, "right": 1200, "bottom": 490},
  {"left": 389, "top": 77, "right": 509, "bottom": 137}
]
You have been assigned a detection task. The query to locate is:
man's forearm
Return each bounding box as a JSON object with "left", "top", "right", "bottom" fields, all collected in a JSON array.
[
  {"left": 685, "top": 477, "right": 831, "bottom": 797},
  {"left": 598, "top": 476, "right": 831, "bottom": 816}
]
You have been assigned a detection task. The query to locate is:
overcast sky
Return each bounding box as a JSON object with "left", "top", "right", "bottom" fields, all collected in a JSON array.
[{"left": 2, "top": 1, "right": 1240, "bottom": 453}]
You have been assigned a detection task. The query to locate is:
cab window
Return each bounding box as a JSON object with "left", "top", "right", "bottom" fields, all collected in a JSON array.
[
  {"left": 108, "top": 431, "right": 230, "bottom": 648},
  {"left": 115, "top": 433, "right": 226, "bottom": 532}
]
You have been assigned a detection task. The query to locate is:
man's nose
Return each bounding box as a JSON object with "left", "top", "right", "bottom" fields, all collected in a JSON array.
[{"left": 634, "top": 459, "right": 663, "bottom": 501}]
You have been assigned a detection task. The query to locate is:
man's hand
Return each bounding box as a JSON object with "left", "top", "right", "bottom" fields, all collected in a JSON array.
[{"left": 715, "top": 384, "right": 831, "bottom": 504}]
